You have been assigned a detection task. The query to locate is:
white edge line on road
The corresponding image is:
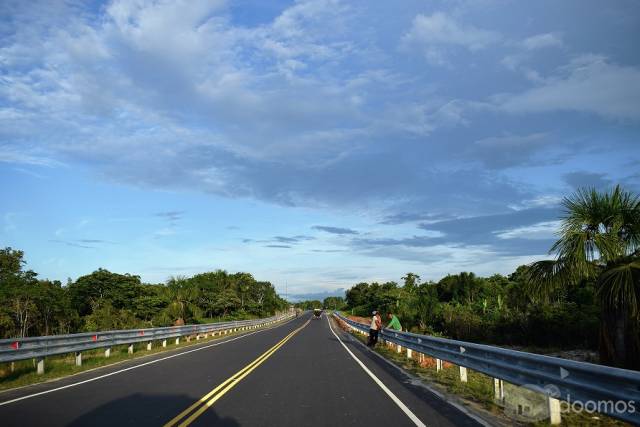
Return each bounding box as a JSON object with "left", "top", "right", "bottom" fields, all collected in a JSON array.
[
  {"left": 326, "top": 315, "right": 427, "bottom": 427},
  {"left": 341, "top": 332, "right": 494, "bottom": 427},
  {"left": 0, "top": 316, "right": 298, "bottom": 407}
]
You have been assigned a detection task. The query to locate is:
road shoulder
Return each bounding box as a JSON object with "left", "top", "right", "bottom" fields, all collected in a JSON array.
[{"left": 328, "top": 315, "right": 510, "bottom": 427}]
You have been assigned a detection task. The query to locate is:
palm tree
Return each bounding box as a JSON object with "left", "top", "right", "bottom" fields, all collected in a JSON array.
[
  {"left": 526, "top": 185, "right": 640, "bottom": 369},
  {"left": 164, "top": 276, "right": 202, "bottom": 325}
]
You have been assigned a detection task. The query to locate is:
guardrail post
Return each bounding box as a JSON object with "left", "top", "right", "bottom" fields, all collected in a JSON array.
[
  {"left": 459, "top": 366, "right": 468, "bottom": 382},
  {"left": 493, "top": 378, "right": 504, "bottom": 402},
  {"left": 397, "top": 344, "right": 402, "bottom": 354},
  {"left": 175, "top": 337, "right": 180, "bottom": 345},
  {"left": 128, "top": 344, "right": 134, "bottom": 355},
  {"left": 10, "top": 362, "right": 15, "bottom": 372},
  {"left": 147, "top": 341, "right": 152, "bottom": 351},
  {"left": 196, "top": 334, "right": 200, "bottom": 341},
  {"left": 37, "top": 357, "right": 45, "bottom": 374},
  {"left": 406, "top": 348, "right": 412, "bottom": 359},
  {"left": 105, "top": 347, "right": 111, "bottom": 358},
  {"left": 436, "top": 358, "right": 442, "bottom": 372},
  {"left": 162, "top": 339, "right": 167, "bottom": 348},
  {"left": 548, "top": 397, "right": 561, "bottom": 425},
  {"left": 75, "top": 351, "right": 82, "bottom": 366}
]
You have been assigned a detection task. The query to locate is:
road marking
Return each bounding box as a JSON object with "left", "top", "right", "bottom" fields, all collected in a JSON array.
[
  {"left": 0, "top": 316, "right": 299, "bottom": 407},
  {"left": 165, "top": 319, "right": 310, "bottom": 427},
  {"left": 326, "top": 316, "right": 427, "bottom": 427}
]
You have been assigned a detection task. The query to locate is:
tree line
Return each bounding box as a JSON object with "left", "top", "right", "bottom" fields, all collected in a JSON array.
[
  {"left": 0, "top": 248, "right": 288, "bottom": 339},
  {"left": 342, "top": 270, "right": 599, "bottom": 350}
]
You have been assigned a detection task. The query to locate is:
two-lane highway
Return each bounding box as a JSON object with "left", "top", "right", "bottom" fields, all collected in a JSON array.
[{"left": 0, "top": 313, "right": 484, "bottom": 426}]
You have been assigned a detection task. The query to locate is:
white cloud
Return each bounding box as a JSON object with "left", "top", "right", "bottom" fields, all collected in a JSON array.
[
  {"left": 385, "top": 99, "right": 487, "bottom": 136},
  {"left": 522, "top": 33, "right": 563, "bottom": 50},
  {"left": 402, "top": 12, "right": 501, "bottom": 64},
  {"left": 508, "top": 195, "right": 562, "bottom": 211},
  {"left": 498, "top": 55, "right": 640, "bottom": 120},
  {"left": 495, "top": 220, "right": 561, "bottom": 240},
  {"left": 0, "top": 147, "right": 62, "bottom": 167}
]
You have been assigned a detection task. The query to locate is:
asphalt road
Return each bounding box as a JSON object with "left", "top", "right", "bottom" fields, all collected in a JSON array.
[{"left": 0, "top": 313, "right": 484, "bottom": 426}]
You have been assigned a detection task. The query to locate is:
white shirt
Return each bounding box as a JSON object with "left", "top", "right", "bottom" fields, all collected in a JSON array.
[{"left": 370, "top": 316, "right": 378, "bottom": 330}]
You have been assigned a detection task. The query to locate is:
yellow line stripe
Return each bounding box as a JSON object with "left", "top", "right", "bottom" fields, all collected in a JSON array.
[
  {"left": 164, "top": 319, "right": 310, "bottom": 427},
  {"left": 178, "top": 325, "right": 305, "bottom": 427},
  {"left": 164, "top": 328, "right": 298, "bottom": 427}
]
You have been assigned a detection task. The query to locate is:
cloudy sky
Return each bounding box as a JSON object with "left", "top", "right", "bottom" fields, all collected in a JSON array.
[{"left": 1, "top": 0, "right": 639, "bottom": 299}]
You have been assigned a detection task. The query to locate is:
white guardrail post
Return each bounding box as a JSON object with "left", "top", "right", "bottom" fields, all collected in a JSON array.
[
  {"left": 548, "top": 396, "right": 561, "bottom": 425},
  {"left": 459, "top": 366, "right": 468, "bottom": 382},
  {"left": 332, "top": 312, "right": 640, "bottom": 425},
  {"left": 1, "top": 313, "right": 293, "bottom": 375},
  {"left": 493, "top": 378, "right": 504, "bottom": 402}
]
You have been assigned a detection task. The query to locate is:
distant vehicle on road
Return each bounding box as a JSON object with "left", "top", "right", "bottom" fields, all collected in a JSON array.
[{"left": 313, "top": 309, "right": 322, "bottom": 318}]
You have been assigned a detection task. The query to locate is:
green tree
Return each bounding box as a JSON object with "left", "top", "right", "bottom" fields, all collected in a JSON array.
[
  {"left": 68, "top": 268, "right": 143, "bottom": 316},
  {"left": 526, "top": 186, "right": 640, "bottom": 369},
  {"left": 34, "top": 280, "right": 75, "bottom": 335},
  {"left": 402, "top": 273, "right": 421, "bottom": 290},
  {"left": 323, "top": 296, "right": 346, "bottom": 310},
  {"left": 163, "top": 276, "right": 201, "bottom": 324},
  {"left": 212, "top": 288, "right": 241, "bottom": 317},
  {"left": 296, "top": 300, "right": 322, "bottom": 310},
  {"left": 133, "top": 284, "right": 168, "bottom": 324},
  {"left": 83, "top": 300, "right": 140, "bottom": 331},
  {"left": 0, "top": 248, "right": 39, "bottom": 337}
]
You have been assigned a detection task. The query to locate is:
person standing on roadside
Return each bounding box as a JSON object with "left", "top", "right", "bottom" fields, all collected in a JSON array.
[
  {"left": 367, "top": 310, "right": 382, "bottom": 347},
  {"left": 386, "top": 312, "right": 402, "bottom": 331}
]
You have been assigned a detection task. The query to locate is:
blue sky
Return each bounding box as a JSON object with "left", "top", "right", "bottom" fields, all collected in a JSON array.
[{"left": 1, "top": 0, "right": 639, "bottom": 299}]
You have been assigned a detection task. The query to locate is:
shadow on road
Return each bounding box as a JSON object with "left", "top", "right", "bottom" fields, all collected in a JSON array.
[{"left": 67, "top": 393, "right": 240, "bottom": 427}]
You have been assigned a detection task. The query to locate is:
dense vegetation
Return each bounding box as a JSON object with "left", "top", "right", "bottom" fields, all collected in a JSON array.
[
  {"left": 342, "top": 270, "right": 600, "bottom": 350},
  {"left": 0, "top": 248, "right": 288, "bottom": 339}
]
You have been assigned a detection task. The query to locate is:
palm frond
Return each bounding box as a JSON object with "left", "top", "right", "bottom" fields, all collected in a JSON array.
[
  {"left": 525, "top": 258, "right": 575, "bottom": 300},
  {"left": 597, "top": 257, "right": 640, "bottom": 317},
  {"left": 555, "top": 185, "right": 640, "bottom": 261},
  {"left": 549, "top": 231, "right": 598, "bottom": 277}
]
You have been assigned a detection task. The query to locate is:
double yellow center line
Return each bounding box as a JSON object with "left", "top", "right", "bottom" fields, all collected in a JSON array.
[{"left": 164, "top": 319, "right": 310, "bottom": 427}]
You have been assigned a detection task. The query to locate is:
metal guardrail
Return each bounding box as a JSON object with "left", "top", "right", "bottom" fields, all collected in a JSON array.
[
  {"left": 0, "top": 313, "right": 293, "bottom": 364},
  {"left": 333, "top": 312, "right": 640, "bottom": 424}
]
